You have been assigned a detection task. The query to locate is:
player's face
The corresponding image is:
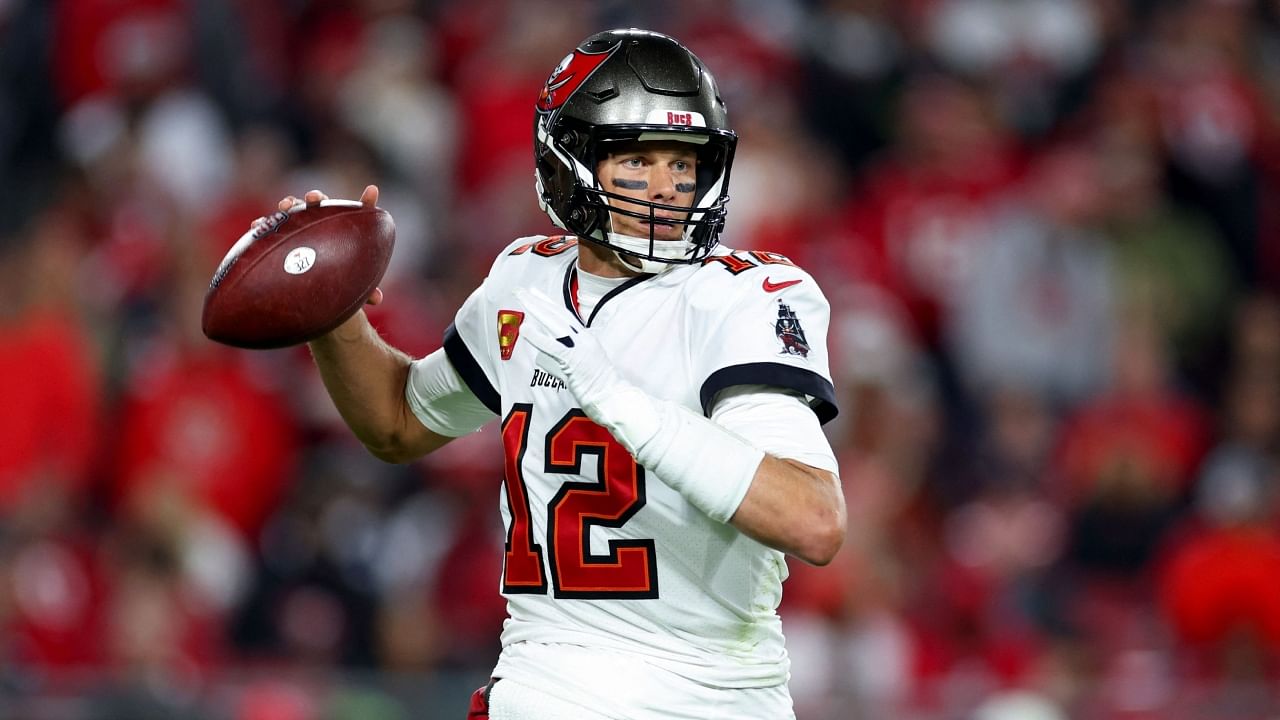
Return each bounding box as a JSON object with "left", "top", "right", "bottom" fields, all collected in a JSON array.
[{"left": 596, "top": 141, "right": 698, "bottom": 241}]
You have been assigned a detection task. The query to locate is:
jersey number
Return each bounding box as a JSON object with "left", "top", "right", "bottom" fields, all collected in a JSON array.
[{"left": 501, "top": 404, "right": 658, "bottom": 599}]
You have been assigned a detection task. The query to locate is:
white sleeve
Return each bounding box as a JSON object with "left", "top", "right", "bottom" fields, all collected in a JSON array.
[
  {"left": 405, "top": 347, "right": 496, "bottom": 437},
  {"left": 692, "top": 262, "right": 838, "bottom": 426},
  {"left": 710, "top": 384, "right": 839, "bottom": 475},
  {"left": 441, "top": 282, "right": 502, "bottom": 415}
]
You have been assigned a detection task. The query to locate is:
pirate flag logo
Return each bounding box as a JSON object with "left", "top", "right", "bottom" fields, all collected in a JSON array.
[
  {"left": 775, "top": 300, "right": 810, "bottom": 358},
  {"left": 537, "top": 43, "right": 619, "bottom": 113}
]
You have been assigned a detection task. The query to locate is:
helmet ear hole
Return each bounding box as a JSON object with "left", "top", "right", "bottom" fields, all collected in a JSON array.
[{"left": 567, "top": 183, "right": 606, "bottom": 238}]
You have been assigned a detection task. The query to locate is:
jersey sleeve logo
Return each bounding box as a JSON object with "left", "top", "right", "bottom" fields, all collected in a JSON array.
[
  {"left": 775, "top": 300, "right": 810, "bottom": 358},
  {"left": 498, "top": 310, "right": 525, "bottom": 361},
  {"left": 762, "top": 277, "right": 803, "bottom": 293}
]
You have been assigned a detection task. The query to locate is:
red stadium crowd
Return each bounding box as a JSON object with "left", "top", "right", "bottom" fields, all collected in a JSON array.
[{"left": 3, "top": 0, "right": 1280, "bottom": 718}]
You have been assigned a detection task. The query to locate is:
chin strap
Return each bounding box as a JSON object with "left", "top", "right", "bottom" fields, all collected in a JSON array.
[
  {"left": 513, "top": 287, "right": 762, "bottom": 523},
  {"left": 611, "top": 248, "right": 669, "bottom": 275},
  {"left": 602, "top": 229, "right": 694, "bottom": 273}
]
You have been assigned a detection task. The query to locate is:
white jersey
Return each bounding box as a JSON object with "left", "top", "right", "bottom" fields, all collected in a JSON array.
[{"left": 434, "top": 236, "right": 838, "bottom": 716}]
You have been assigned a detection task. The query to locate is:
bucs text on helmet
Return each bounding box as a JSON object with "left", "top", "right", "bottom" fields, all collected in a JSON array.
[{"left": 533, "top": 28, "right": 738, "bottom": 273}]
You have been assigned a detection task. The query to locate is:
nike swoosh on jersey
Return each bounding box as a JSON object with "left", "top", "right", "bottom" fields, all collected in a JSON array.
[{"left": 762, "top": 277, "right": 803, "bottom": 293}]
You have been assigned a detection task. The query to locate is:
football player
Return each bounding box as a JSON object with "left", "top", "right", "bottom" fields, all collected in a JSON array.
[{"left": 284, "top": 29, "right": 844, "bottom": 720}]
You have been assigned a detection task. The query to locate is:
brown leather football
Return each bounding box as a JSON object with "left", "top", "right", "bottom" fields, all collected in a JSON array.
[{"left": 201, "top": 200, "right": 395, "bottom": 349}]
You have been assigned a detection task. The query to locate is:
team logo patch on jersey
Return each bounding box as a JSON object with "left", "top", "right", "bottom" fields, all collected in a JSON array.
[
  {"left": 775, "top": 300, "right": 810, "bottom": 358},
  {"left": 497, "top": 310, "right": 525, "bottom": 361}
]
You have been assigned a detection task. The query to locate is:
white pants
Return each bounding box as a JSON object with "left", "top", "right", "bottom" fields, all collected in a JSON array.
[
  {"left": 489, "top": 677, "right": 612, "bottom": 720},
  {"left": 489, "top": 643, "right": 796, "bottom": 720}
]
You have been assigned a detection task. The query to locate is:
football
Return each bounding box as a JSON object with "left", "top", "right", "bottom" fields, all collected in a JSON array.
[{"left": 201, "top": 200, "right": 395, "bottom": 349}]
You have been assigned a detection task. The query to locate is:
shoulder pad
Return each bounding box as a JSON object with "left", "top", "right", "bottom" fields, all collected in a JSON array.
[
  {"left": 503, "top": 235, "right": 579, "bottom": 259},
  {"left": 698, "top": 249, "right": 804, "bottom": 278}
]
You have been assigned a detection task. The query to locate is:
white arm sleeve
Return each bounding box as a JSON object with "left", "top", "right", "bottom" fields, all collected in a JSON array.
[
  {"left": 405, "top": 347, "right": 495, "bottom": 437},
  {"left": 710, "top": 385, "right": 840, "bottom": 475}
]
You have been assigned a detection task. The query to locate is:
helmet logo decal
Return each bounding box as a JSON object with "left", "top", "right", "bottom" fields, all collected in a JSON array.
[{"left": 537, "top": 44, "right": 619, "bottom": 112}]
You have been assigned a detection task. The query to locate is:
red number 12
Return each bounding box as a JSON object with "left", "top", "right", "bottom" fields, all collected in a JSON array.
[{"left": 501, "top": 404, "right": 658, "bottom": 599}]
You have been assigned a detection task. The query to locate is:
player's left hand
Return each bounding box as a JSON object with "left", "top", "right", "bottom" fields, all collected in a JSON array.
[{"left": 513, "top": 287, "right": 661, "bottom": 452}]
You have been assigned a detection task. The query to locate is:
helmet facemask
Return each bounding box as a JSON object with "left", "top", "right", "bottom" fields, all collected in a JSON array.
[{"left": 537, "top": 120, "right": 735, "bottom": 273}]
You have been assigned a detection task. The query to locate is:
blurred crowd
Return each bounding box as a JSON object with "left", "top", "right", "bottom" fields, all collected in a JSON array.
[{"left": 2, "top": 0, "right": 1280, "bottom": 718}]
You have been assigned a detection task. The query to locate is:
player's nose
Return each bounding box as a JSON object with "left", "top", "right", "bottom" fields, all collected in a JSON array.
[{"left": 647, "top": 167, "right": 678, "bottom": 202}]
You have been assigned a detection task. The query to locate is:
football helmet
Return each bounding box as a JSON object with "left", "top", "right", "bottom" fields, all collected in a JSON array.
[{"left": 533, "top": 29, "right": 737, "bottom": 273}]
